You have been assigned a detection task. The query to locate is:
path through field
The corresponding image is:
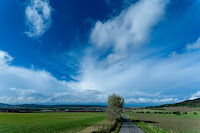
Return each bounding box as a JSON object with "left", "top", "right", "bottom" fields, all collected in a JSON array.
[{"left": 119, "top": 114, "right": 145, "bottom": 133}]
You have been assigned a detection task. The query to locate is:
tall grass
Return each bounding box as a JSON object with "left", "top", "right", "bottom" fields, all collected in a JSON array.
[
  {"left": 79, "top": 121, "right": 122, "bottom": 133},
  {"left": 126, "top": 115, "right": 172, "bottom": 133}
]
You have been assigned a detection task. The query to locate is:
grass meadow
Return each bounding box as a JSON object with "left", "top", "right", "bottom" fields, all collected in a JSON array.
[
  {"left": 0, "top": 112, "right": 106, "bottom": 133},
  {"left": 125, "top": 110, "right": 200, "bottom": 133}
]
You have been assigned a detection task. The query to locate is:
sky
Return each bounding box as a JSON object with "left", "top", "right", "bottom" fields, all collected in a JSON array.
[{"left": 0, "top": 0, "right": 200, "bottom": 105}]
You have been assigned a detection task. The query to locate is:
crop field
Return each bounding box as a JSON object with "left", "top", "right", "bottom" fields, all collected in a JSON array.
[
  {"left": 125, "top": 110, "right": 200, "bottom": 133},
  {"left": 0, "top": 112, "right": 106, "bottom": 133},
  {"left": 164, "top": 107, "right": 200, "bottom": 112}
]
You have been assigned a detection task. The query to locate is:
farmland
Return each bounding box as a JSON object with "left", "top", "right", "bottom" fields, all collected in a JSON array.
[
  {"left": 125, "top": 109, "right": 200, "bottom": 133},
  {"left": 0, "top": 112, "right": 106, "bottom": 133}
]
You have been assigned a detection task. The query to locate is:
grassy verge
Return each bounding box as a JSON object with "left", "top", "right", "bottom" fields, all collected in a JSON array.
[
  {"left": 110, "top": 121, "right": 122, "bottom": 133},
  {"left": 126, "top": 114, "right": 171, "bottom": 133},
  {"left": 80, "top": 120, "right": 122, "bottom": 133}
]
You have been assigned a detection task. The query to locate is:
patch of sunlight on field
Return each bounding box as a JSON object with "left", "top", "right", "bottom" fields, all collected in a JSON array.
[
  {"left": 0, "top": 112, "right": 106, "bottom": 133},
  {"left": 126, "top": 111, "right": 200, "bottom": 133}
]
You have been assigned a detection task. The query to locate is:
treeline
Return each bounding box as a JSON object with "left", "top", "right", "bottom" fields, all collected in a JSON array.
[
  {"left": 0, "top": 104, "right": 107, "bottom": 113},
  {"left": 0, "top": 107, "right": 106, "bottom": 113},
  {"left": 0, "top": 103, "right": 106, "bottom": 109}
]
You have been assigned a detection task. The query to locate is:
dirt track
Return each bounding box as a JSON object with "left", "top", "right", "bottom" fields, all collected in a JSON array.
[{"left": 119, "top": 114, "right": 145, "bottom": 133}]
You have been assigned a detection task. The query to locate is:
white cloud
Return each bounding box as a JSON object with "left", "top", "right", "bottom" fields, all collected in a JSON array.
[
  {"left": 74, "top": 50, "right": 200, "bottom": 96},
  {"left": 1, "top": 48, "right": 197, "bottom": 105},
  {"left": 72, "top": 30, "right": 200, "bottom": 104},
  {"left": 3, "top": 0, "right": 199, "bottom": 105},
  {"left": 25, "top": 0, "right": 52, "bottom": 38},
  {"left": 0, "top": 50, "right": 13, "bottom": 66},
  {"left": 189, "top": 91, "right": 200, "bottom": 100},
  {"left": 66, "top": 0, "right": 200, "bottom": 104},
  {"left": 186, "top": 37, "right": 200, "bottom": 51},
  {"left": 0, "top": 50, "right": 105, "bottom": 104},
  {"left": 126, "top": 98, "right": 181, "bottom": 104},
  {"left": 90, "top": 0, "right": 169, "bottom": 63}
]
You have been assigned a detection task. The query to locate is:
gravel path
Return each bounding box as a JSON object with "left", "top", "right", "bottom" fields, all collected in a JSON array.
[{"left": 119, "top": 114, "right": 145, "bottom": 133}]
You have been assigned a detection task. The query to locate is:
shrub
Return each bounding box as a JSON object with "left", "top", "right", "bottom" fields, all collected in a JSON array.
[
  {"left": 173, "top": 111, "right": 181, "bottom": 115},
  {"left": 176, "top": 111, "right": 181, "bottom": 115},
  {"left": 194, "top": 112, "right": 197, "bottom": 115},
  {"left": 182, "top": 112, "right": 187, "bottom": 114}
]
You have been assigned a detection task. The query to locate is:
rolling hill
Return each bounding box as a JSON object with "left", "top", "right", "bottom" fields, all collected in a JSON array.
[{"left": 159, "top": 98, "right": 200, "bottom": 108}]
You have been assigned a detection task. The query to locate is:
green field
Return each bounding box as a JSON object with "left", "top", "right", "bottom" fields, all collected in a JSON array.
[
  {"left": 125, "top": 110, "right": 200, "bottom": 133},
  {"left": 0, "top": 112, "right": 106, "bottom": 133}
]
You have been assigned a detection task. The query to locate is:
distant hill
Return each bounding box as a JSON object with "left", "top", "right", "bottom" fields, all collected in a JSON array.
[
  {"left": 0, "top": 103, "right": 106, "bottom": 109},
  {"left": 17, "top": 104, "right": 106, "bottom": 109},
  {"left": 0, "top": 103, "right": 10, "bottom": 107},
  {"left": 158, "top": 98, "right": 200, "bottom": 108}
]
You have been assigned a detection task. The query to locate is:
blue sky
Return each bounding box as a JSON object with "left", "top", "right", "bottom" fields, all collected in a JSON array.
[{"left": 0, "top": 0, "right": 200, "bottom": 105}]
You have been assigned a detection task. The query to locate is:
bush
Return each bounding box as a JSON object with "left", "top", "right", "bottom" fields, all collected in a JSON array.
[
  {"left": 176, "top": 111, "right": 181, "bottom": 115},
  {"left": 182, "top": 112, "right": 187, "bottom": 114},
  {"left": 165, "top": 112, "right": 171, "bottom": 114},
  {"left": 173, "top": 111, "right": 181, "bottom": 115},
  {"left": 194, "top": 112, "right": 197, "bottom": 115}
]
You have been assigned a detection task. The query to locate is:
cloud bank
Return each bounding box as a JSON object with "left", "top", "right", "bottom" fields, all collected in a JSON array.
[
  {"left": 2, "top": 46, "right": 196, "bottom": 105},
  {"left": 25, "top": 0, "right": 52, "bottom": 38},
  {"left": 0, "top": 50, "right": 106, "bottom": 104}
]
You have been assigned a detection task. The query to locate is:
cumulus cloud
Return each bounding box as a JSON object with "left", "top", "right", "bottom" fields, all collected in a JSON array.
[
  {"left": 0, "top": 50, "right": 105, "bottom": 104},
  {"left": 186, "top": 37, "right": 200, "bottom": 51},
  {"left": 90, "top": 0, "right": 169, "bottom": 63},
  {"left": 25, "top": 0, "right": 52, "bottom": 38},
  {"left": 190, "top": 91, "right": 200, "bottom": 100}
]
